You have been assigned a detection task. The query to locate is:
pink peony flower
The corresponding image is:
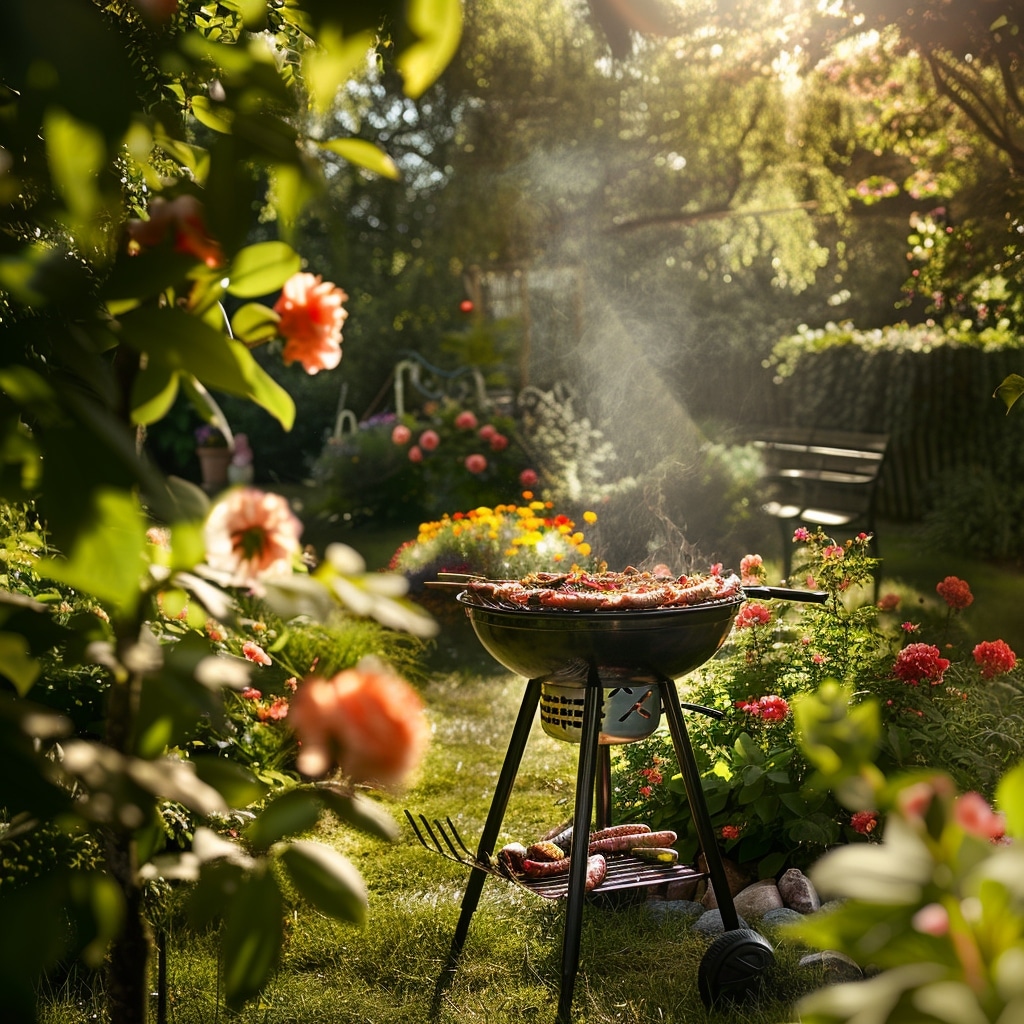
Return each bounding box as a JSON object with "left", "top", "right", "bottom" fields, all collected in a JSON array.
[
  {"left": 243, "top": 641, "right": 271, "bottom": 667},
  {"left": 465, "top": 453, "right": 488, "bottom": 474},
  {"left": 204, "top": 488, "right": 303, "bottom": 584},
  {"left": 408, "top": 445, "right": 423, "bottom": 463},
  {"left": 519, "top": 468, "right": 538, "bottom": 488},
  {"left": 419, "top": 429, "right": 440, "bottom": 451},
  {"left": 936, "top": 575, "right": 973, "bottom": 610},
  {"left": 850, "top": 810, "right": 878, "bottom": 835},
  {"left": 391, "top": 423, "right": 412, "bottom": 445},
  {"left": 273, "top": 272, "right": 348, "bottom": 375},
  {"left": 893, "top": 643, "right": 949, "bottom": 687},
  {"left": 912, "top": 903, "right": 950, "bottom": 936},
  {"left": 735, "top": 602, "right": 771, "bottom": 629},
  {"left": 478, "top": 423, "right": 497, "bottom": 441},
  {"left": 454, "top": 410, "right": 478, "bottom": 430},
  {"left": 288, "top": 659, "right": 429, "bottom": 789},
  {"left": 973, "top": 639, "right": 1017, "bottom": 678},
  {"left": 955, "top": 791, "right": 1006, "bottom": 841},
  {"left": 489, "top": 432, "right": 509, "bottom": 452}
]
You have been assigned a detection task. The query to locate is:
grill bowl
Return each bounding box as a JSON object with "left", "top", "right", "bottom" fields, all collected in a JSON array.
[{"left": 457, "top": 593, "right": 744, "bottom": 685}]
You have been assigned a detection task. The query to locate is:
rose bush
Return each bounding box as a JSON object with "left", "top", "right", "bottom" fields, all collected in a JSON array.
[{"left": 615, "top": 528, "right": 1024, "bottom": 879}]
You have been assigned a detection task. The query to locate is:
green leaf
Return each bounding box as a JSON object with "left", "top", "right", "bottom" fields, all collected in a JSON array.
[
  {"left": 190, "top": 94, "right": 234, "bottom": 134},
  {"left": 316, "top": 785, "right": 400, "bottom": 842},
  {"left": 398, "top": 0, "right": 463, "bottom": 99},
  {"left": 231, "top": 302, "right": 280, "bottom": 343},
  {"left": 246, "top": 789, "right": 324, "bottom": 851},
  {"left": 192, "top": 757, "right": 267, "bottom": 810},
  {"left": 119, "top": 306, "right": 295, "bottom": 430},
  {"left": 303, "top": 26, "right": 375, "bottom": 114},
  {"left": 37, "top": 489, "right": 147, "bottom": 613},
  {"left": 222, "top": 869, "right": 283, "bottom": 1009},
  {"left": 317, "top": 137, "right": 400, "bottom": 180},
  {"left": 278, "top": 840, "right": 367, "bottom": 924},
  {"left": 130, "top": 362, "right": 180, "bottom": 426},
  {"left": 997, "top": 761, "right": 1024, "bottom": 838},
  {"left": 995, "top": 373, "right": 1024, "bottom": 414},
  {"left": 44, "top": 108, "right": 106, "bottom": 227},
  {"left": 68, "top": 873, "right": 125, "bottom": 968},
  {"left": 225, "top": 242, "right": 301, "bottom": 299},
  {"left": 0, "top": 631, "right": 40, "bottom": 696}
]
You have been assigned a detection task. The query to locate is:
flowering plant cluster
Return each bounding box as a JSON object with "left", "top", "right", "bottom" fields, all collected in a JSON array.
[
  {"left": 312, "top": 399, "right": 533, "bottom": 526},
  {"left": 616, "top": 528, "right": 1024, "bottom": 880},
  {"left": 786, "top": 682, "right": 1024, "bottom": 1024},
  {"left": 389, "top": 498, "right": 603, "bottom": 587}
]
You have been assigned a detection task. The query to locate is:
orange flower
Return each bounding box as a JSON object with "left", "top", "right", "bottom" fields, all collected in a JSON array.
[
  {"left": 204, "top": 487, "right": 303, "bottom": 584},
  {"left": 242, "top": 640, "right": 271, "bottom": 666},
  {"left": 125, "top": 195, "right": 223, "bottom": 268},
  {"left": 273, "top": 272, "right": 348, "bottom": 375},
  {"left": 288, "top": 659, "right": 429, "bottom": 789}
]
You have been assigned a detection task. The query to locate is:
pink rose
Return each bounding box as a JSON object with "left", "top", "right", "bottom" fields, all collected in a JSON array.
[
  {"left": 408, "top": 445, "right": 423, "bottom": 463},
  {"left": 419, "top": 429, "right": 440, "bottom": 451},
  {"left": 519, "top": 468, "right": 538, "bottom": 488},
  {"left": 955, "top": 791, "right": 1006, "bottom": 841},
  {"left": 478, "top": 423, "right": 497, "bottom": 441},
  {"left": 489, "top": 432, "right": 509, "bottom": 452},
  {"left": 391, "top": 423, "right": 412, "bottom": 444},
  {"left": 454, "top": 410, "right": 478, "bottom": 430},
  {"left": 465, "top": 453, "right": 487, "bottom": 474}
]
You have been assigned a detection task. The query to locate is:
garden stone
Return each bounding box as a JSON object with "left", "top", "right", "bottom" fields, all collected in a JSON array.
[
  {"left": 732, "top": 880, "right": 784, "bottom": 919},
  {"left": 692, "top": 910, "right": 750, "bottom": 937},
  {"left": 698, "top": 854, "right": 753, "bottom": 898},
  {"left": 664, "top": 876, "right": 700, "bottom": 901},
  {"left": 799, "top": 950, "right": 864, "bottom": 985},
  {"left": 760, "top": 907, "right": 804, "bottom": 927},
  {"left": 646, "top": 899, "right": 705, "bottom": 923},
  {"left": 778, "top": 868, "right": 821, "bottom": 914}
]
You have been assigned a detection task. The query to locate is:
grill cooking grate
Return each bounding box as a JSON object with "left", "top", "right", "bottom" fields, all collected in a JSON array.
[{"left": 405, "top": 811, "right": 704, "bottom": 901}]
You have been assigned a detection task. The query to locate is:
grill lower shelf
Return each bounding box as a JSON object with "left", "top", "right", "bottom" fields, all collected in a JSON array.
[{"left": 515, "top": 857, "right": 705, "bottom": 900}]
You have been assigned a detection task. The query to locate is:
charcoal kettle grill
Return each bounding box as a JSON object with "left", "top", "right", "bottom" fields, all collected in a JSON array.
[{"left": 416, "top": 578, "right": 825, "bottom": 1020}]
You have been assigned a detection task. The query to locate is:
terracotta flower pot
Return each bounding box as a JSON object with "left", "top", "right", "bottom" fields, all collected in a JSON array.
[{"left": 197, "top": 447, "right": 232, "bottom": 492}]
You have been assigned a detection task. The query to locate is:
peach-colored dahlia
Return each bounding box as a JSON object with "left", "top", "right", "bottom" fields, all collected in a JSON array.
[
  {"left": 204, "top": 487, "right": 302, "bottom": 583},
  {"left": 274, "top": 272, "right": 348, "bottom": 375}
]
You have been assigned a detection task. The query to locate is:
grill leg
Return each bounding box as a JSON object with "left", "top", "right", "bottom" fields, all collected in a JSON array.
[
  {"left": 556, "top": 668, "right": 603, "bottom": 1024},
  {"left": 659, "top": 678, "right": 740, "bottom": 932},
  {"left": 445, "top": 677, "right": 542, "bottom": 968},
  {"left": 595, "top": 743, "right": 612, "bottom": 830}
]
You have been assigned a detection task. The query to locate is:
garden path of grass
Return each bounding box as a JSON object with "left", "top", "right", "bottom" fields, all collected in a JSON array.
[{"left": 153, "top": 658, "right": 825, "bottom": 1024}]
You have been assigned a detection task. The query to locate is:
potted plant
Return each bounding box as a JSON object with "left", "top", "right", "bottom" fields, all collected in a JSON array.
[{"left": 195, "top": 424, "right": 232, "bottom": 491}]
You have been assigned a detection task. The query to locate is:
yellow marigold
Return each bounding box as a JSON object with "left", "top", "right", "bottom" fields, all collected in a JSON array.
[
  {"left": 583, "top": 511, "right": 598, "bottom": 523},
  {"left": 577, "top": 543, "right": 592, "bottom": 556},
  {"left": 557, "top": 524, "right": 572, "bottom": 534},
  {"left": 529, "top": 501, "right": 545, "bottom": 511},
  {"left": 571, "top": 532, "right": 584, "bottom": 544}
]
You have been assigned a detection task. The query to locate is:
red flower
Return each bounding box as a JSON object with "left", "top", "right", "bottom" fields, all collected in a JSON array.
[
  {"left": 639, "top": 785, "right": 652, "bottom": 798},
  {"left": 391, "top": 424, "right": 412, "bottom": 445},
  {"left": 739, "top": 553, "right": 764, "bottom": 584},
  {"left": 734, "top": 695, "right": 789, "bottom": 721},
  {"left": 735, "top": 602, "right": 771, "bottom": 629},
  {"left": 973, "top": 639, "right": 1017, "bottom": 678},
  {"left": 408, "top": 445, "right": 423, "bottom": 463},
  {"left": 793, "top": 527, "right": 810, "bottom": 541},
  {"left": 936, "top": 575, "right": 973, "bottom": 610},
  {"left": 478, "top": 423, "right": 497, "bottom": 441},
  {"left": 489, "top": 432, "right": 509, "bottom": 452},
  {"left": 125, "top": 195, "right": 224, "bottom": 267},
  {"left": 274, "top": 272, "right": 348, "bottom": 375},
  {"left": 850, "top": 810, "right": 878, "bottom": 835},
  {"left": 419, "top": 429, "right": 440, "bottom": 451},
  {"left": 519, "top": 468, "right": 538, "bottom": 488},
  {"left": 465, "top": 453, "right": 488, "bottom": 474},
  {"left": 893, "top": 643, "right": 950, "bottom": 687},
  {"left": 454, "top": 410, "right": 478, "bottom": 430},
  {"left": 720, "top": 825, "right": 741, "bottom": 840},
  {"left": 257, "top": 696, "right": 289, "bottom": 722},
  {"left": 241, "top": 687, "right": 262, "bottom": 701},
  {"left": 877, "top": 592, "right": 901, "bottom": 611},
  {"left": 289, "top": 659, "right": 429, "bottom": 789}
]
